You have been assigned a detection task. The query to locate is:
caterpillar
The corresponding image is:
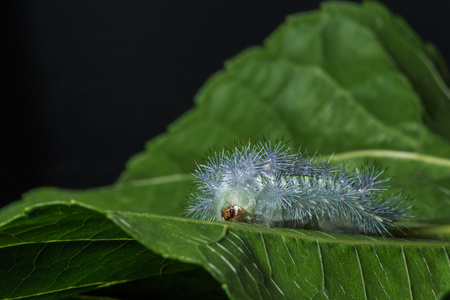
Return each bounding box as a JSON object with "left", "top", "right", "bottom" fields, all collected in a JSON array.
[{"left": 184, "top": 140, "right": 412, "bottom": 236}]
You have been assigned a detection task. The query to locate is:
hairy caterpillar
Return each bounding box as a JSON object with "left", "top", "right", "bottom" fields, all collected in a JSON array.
[{"left": 185, "top": 140, "right": 412, "bottom": 236}]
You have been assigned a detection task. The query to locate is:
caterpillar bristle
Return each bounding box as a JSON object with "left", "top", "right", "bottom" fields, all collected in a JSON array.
[{"left": 184, "top": 139, "right": 413, "bottom": 236}]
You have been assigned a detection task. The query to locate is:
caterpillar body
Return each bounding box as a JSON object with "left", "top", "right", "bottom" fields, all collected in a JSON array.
[{"left": 185, "top": 140, "right": 412, "bottom": 236}]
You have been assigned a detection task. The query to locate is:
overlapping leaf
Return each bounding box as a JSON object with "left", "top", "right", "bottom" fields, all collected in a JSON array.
[{"left": 0, "top": 203, "right": 196, "bottom": 299}]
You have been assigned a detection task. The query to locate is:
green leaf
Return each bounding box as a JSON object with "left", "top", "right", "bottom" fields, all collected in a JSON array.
[
  {"left": 0, "top": 202, "right": 199, "bottom": 299},
  {"left": 2, "top": 203, "right": 449, "bottom": 299},
  {"left": 1, "top": 1, "right": 450, "bottom": 299},
  {"left": 109, "top": 211, "right": 450, "bottom": 299},
  {"left": 321, "top": 1, "right": 450, "bottom": 140}
]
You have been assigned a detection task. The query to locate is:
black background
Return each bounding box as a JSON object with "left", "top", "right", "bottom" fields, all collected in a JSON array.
[{"left": 3, "top": 1, "right": 449, "bottom": 208}]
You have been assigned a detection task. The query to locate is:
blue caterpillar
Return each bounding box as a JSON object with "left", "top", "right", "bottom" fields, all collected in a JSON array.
[{"left": 185, "top": 140, "right": 412, "bottom": 236}]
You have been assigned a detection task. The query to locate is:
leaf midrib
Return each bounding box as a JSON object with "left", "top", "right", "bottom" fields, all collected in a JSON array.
[
  {"left": 114, "top": 149, "right": 450, "bottom": 188},
  {"left": 0, "top": 238, "right": 135, "bottom": 248},
  {"left": 8, "top": 279, "right": 132, "bottom": 300}
]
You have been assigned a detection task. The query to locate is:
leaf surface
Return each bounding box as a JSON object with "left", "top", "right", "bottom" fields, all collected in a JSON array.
[
  {"left": 2, "top": 203, "right": 449, "bottom": 299},
  {"left": 109, "top": 211, "right": 450, "bottom": 299},
  {"left": 0, "top": 203, "right": 195, "bottom": 299}
]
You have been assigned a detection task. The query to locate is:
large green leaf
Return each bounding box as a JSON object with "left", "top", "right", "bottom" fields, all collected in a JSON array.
[
  {"left": 321, "top": 1, "right": 450, "bottom": 140},
  {"left": 1, "top": 203, "right": 449, "bottom": 299},
  {"left": 109, "top": 210, "right": 450, "bottom": 299},
  {"left": 1, "top": 1, "right": 450, "bottom": 299},
  {"left": 0, "top": 203, "right": 198, "bottom": 299}
]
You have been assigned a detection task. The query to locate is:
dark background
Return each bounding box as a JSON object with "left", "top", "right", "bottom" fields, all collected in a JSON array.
[{"left": 3, "top": 1, "right": 449, "bottom": 208}]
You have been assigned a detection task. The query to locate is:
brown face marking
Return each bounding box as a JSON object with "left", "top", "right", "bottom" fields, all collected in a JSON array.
[{"left": 221, "top": 205, "right": 243, "bottom": 222}]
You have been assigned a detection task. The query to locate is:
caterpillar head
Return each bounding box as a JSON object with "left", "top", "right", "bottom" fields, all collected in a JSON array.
[
  {"left": 221, "top": 205, "right": 244, "bottom": 222},
  {"left": 215, "top": 188, "right": 257, "bottom": 222}
]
